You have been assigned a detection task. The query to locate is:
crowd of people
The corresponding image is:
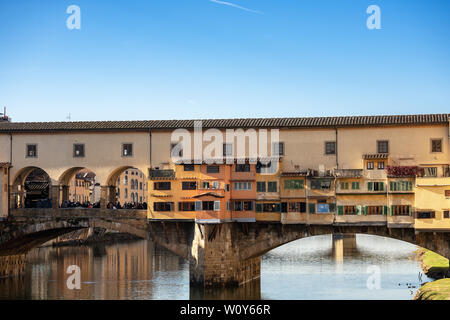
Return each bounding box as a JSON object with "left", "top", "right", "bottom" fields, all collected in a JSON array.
[
  {"left": 106, "top": 201, "right": 148, "bottom": 210},
  {"left": 61, "top": 200, "right": 101, "bottom": 208},
  {"left": 60, "top": 200, "right": 147, "bottom": 210}
]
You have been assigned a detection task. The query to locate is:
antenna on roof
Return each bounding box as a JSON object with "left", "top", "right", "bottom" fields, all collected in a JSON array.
[
  {"left": 67, "top": 113, "right": 71, "bottom": 121},
  {"left": 0, "top": 107, "right": 10, "bottom": 122}
]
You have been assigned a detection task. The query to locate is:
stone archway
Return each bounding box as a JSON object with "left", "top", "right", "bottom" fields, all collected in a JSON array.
[
  {"left": 105, "top": 166, "right": 148, "bottom": 209},
  {"left": 11, "top": 167, "right": 52, "bottom": 209},
  {"left": 58, "top": 167, "right": 101, "bottom": 208}
]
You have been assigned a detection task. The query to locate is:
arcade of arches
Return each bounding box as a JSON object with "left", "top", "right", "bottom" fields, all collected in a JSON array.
[{"left": 9, "top": 166, "right": 148, "bottom": 210}]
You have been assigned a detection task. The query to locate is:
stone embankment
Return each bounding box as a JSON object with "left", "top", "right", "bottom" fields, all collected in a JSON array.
[{"left": 414, "top": 248, "right": 450, "bottom": 300}]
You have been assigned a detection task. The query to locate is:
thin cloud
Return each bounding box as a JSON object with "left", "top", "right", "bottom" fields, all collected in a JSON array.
[{"left": 209, "top": 0, "right": 263, "bottom": 14}]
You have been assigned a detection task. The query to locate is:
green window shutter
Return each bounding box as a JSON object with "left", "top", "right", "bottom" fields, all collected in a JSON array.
[
  {"left": 408, "top": 205, "right": 412, "bottom": 216},
  {"left": 368, "top": 182, "right": 373, "bottom": 191},
  {"left": 299, "top": 180, "right": 304, "bottom": 189},
  {"left": 309, "top": 203, "right": 316, "bottom": 214},
  {"left": 363, "top": 206, "right": 367, "bottom": 215},
  {"left": 390, "top": 205, "right": 394, "bottom": 216},
  {"left": 256, "top": 203, "right": 262, "bottom": 212},
  {"left": 380, "top": 183, "right": 384, "bottom": 191},
  {"left": 337, "top": 206, "right": 344, "bottom": 215},
  {"left": 390, "top": 182, "right": 393, "bottom": 191},
  {"left": 383, "top": 206, "right": 388, "bottom": 215},
  {"left": 284, "top": 180, "right": 290, "bottom": 190},
  {"left": 275, "top": 203, "right": 281, "bottom": 212},
  {"left": 408, "top": 181, "right": 412, "bottom": 191}
]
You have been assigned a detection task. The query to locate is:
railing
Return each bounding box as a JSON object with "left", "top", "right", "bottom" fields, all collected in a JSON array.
[
  {"left": 9, "top": 208, "right": 148, "bottom": 220},
  {"left": 149, "top": 169, "right": 175, "bottom": 179},
  {"left": 334, "top": 169, "right": 363, "bottom": 178}
]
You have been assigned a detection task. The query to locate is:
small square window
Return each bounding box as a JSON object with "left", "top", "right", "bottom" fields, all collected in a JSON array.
[
  {"left": 445, "top": 190, "right": 450, "bottom": 198},
  {"left": 431, "top": 139, "right": 442, "bottom": 153},
  {"left": 223, "top": 143, "right": 233, "bottom": 157},
  {"left": 206, "top": 165, "right": 220, "bottom": 173},
  {"left": 26, "top": 144, "right": 37, "bottom": 158},
  {"left": 170, "top": 142, "right": 183, "bottom": 158},
  {"left": 377, "top": 141, "right": 389, "bottom": 154},
  {"left": 325, "top": 142, "right": 336, "bottom": 155},
  {"left": 122, "top": 144, "right": 133, "bottom": 157},
  {"left": 73, "top": 144, "right": 85, "bottom": 157},
  {"left": 367, "top": 162, "right": 374, "bottom": 170},
  {"left": 377, "top": 161, "right": 385, "bottom": 170},
  {"left": 273, "top": 142, "right": 285, "bottom": 156}
]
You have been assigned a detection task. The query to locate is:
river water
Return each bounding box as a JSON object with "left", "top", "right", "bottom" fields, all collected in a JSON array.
[{"left": 0, "top": 234, "right": 430, "bottom": 300}]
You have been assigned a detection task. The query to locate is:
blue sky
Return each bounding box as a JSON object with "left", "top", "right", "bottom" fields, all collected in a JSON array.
[{"left": 0, "top": 0, "right": 449, "bottom": 122}]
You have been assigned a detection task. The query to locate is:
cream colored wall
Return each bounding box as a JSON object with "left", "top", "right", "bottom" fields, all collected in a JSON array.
[
  {"left": 152, "top": 128, "right": 338, "bottom": 172},
  {"left": 280, "top": 128, "right": 337, "bottom": 171},
  {"left": 415, "top": 180, "right": 450, "bottom": 229},
  {"left": 338, "top": 125, "right": 449, "bottom": 169},
  {"left": 5, "top": 132, "right": 151, "bottom": 186},
  {"left": 0, "top": 135, "right": 10, "bottom": 163},
  {"left": 0, "top": 172, "right": 6, "bottom": 218}
]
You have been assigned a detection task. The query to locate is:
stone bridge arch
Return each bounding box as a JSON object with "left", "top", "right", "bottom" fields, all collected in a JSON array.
[
  {"left": 148, "top": 222, "right": 450, "bottom": 287},
  {"left": 0, "top": 209, "right": 148, "bottom": 256}
]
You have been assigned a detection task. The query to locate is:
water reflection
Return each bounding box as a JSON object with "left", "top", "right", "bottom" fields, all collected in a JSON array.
[
  {"left": 0, "top": 234, "right": 429, "bottom": 300},
  {"left": 190, "top": 279, "right": 261, "bottom": 300}
]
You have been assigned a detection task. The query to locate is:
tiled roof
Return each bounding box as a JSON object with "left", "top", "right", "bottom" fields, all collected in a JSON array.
[{"left": 0, "top": 113, "right": 448, "bottom": 132}]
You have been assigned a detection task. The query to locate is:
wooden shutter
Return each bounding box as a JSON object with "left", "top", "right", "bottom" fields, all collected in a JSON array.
[
  {"left": 309, "top": 203, "right": 316, "bottom": 214},
  {"left": 368, "top": 182, "right": 373, "bottom": 191},
  {"left": 337, "top": 206, "right": 344, "bottom": 215}
]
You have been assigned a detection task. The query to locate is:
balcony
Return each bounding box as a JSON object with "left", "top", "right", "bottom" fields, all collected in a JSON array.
[
  {"left": 149, "top": 169, "right": 175, "bottom": 180},
  {"left": 334, "top": 169, "right": 363, "bottom": 178},
  {"left": 416, "top": 177, "right": 450, "bottom": 187},
  {"left": 386, "top": 166, "right": 423, "bottom": 178}
]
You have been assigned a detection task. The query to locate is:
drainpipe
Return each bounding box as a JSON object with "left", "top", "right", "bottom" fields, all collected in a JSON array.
[
  {"left": 335, "top": 127, "right": 339, "bottom": 169},
  {"left": 149, "top": 129, "right": 152, "bottom": 170},
  {"left": 7, "top": 134, "right": 12, "bottom": 217}
]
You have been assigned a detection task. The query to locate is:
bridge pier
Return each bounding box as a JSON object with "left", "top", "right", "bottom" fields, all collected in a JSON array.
[
  {"left": 100, "top": 186, "right": 116, "bottom": 209},
  {"left": 332, "top": 234, "right": 357, "bottom": 261},
  {"left": 49, "top": 185, "right": 60, "bottom": 208},
  {"left": 189, "top": 223, "right": 261, "bottom": 288}
]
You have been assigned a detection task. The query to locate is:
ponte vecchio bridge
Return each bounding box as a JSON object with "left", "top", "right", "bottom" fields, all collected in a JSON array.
[{"left": 1, "top": 113, "right": 450, "bottom": 287}]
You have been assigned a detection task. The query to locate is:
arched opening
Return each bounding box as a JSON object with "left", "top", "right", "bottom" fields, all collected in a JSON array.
[
  {"left": 59, "top": 167, "right": 101, "bottom": 208},
  {"left": 11, "top": 167, "right": 52, "bottom": 208},
  {"left": 260, "top": 234, "right": 437, "bottom": 300},
  {"left": 106, "top": 166, "right": 148, "bottom": 210}
]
